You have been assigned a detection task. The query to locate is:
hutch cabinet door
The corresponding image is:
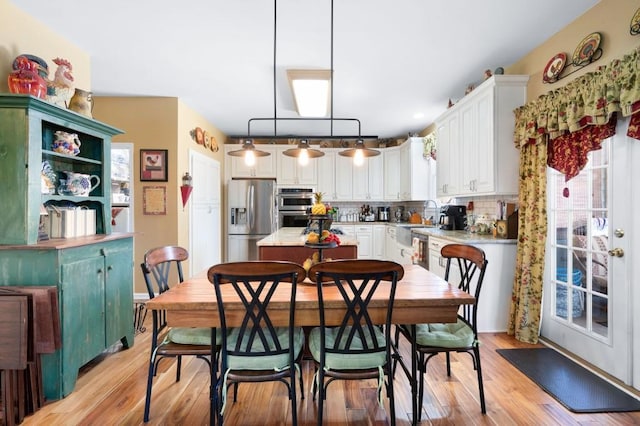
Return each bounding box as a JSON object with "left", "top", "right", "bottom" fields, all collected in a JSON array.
[
  {"left": 60, "top": 256, "right": 106, "bottom": 396},
  {"left": 104, "top": 243, "right": 135, "bottom": 348}
]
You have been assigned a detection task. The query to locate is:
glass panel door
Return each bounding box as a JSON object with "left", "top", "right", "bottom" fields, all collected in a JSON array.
[{"left": 542, "top": 118, "right": 632, "bottom": 384}]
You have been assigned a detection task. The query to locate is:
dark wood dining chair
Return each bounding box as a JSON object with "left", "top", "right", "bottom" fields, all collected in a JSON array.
[
  {"left": 307, "top": 259, "right": 404, "bottom": 426},
  {"left": 141, "top": 245, "right": 218, "bottom": 423},
  {"left": 207, "top": 261, "right": 307, "bottom": 426},
  {"left": 393, "top": 243, "right": 488, "bottom": 423}
]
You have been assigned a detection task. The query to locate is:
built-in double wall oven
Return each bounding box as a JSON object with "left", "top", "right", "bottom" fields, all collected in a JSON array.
[{"left": 277, "top": 187, "right": 314, "bottom": 227}]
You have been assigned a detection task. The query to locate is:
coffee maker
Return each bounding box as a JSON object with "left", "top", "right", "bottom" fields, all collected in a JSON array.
[
  {"left": 377, "top": 206, "right": 390, "bottom": 222},
  {"left": 439, "top": 205, "right": 467, "bottom": 230}
]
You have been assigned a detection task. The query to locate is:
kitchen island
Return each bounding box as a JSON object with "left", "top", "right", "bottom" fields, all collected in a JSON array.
[{"left": 257, "top": 227, "right": 358, "bottom": 265}]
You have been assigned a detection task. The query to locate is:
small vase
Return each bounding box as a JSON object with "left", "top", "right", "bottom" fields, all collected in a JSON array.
[{"left": 68, "top": 88, "right": 94, "bottom": 118}]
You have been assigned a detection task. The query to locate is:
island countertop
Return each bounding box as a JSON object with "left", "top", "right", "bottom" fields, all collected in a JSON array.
[{"left": 256, "top": 227, "right": 359, "bottom": 247}]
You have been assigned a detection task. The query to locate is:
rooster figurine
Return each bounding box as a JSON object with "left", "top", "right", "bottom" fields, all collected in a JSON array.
[{"left": 46, "top": 57, "right": 75, "bottom": 107}]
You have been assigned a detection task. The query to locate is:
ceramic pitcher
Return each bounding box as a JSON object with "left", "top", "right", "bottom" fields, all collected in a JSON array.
[
  {"left": 52, "top": 131, "right": 81, "bottom": 156},
  {"left": 59, "top": 171, "right": 100, "bottom": 197}
]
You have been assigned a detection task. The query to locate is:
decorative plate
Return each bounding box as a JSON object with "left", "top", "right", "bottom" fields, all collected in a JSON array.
[
  {"left": 210, "top": 135, "right": 218, "bottom": 152},
  {"left": 194, "top": 127, "right": 204, "bottom": 145},
  {"left": 204, "top": 130, "right": 211, "bottom": 148},
  {"left": 631, "top": 7, "right": 640, "bottom": 35},
  {"left": 543, "top": 53, "right": 567, "bottom": 83},
  {"left": 572, "top": 32, "right": 601, "bottom": 66}
]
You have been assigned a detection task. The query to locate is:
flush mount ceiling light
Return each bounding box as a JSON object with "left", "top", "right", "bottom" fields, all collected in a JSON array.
[
  {"left": 227, "top": 139, "right": 270, "bottom": 166},
  {"left": 338, "top": 138, "right": 380, "bottom": 166},
  {"left": 282, "top": 139, "right": 324, "bottom": 166},
  {"left": 287, "top": 69, "right": 331, "bottom": 117}
]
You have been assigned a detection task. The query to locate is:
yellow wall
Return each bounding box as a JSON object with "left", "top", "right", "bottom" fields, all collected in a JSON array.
[
  {"left": 0, "top": 0, "right": 90, "bottom": 92},
  {"left": 93, "top": 97, "right": 225, "bottom": 293},
  {"left": 421, "top": 0, "right": 639, "bottom": 135},
  {"left": 0, "top": 0, "right": 226, "bottom": 294},
  {"left": 507, "top": 0, "right": 640, "bottom": 102}
]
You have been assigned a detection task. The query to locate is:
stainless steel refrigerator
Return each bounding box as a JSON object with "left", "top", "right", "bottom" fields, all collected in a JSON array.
[{"left": 227, "top": 179, "right": 277, "bottom": 261}]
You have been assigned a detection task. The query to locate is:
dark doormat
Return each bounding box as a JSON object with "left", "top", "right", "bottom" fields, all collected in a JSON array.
[{"left": 496, "top": 348, "right": 640, "bottom": 413}]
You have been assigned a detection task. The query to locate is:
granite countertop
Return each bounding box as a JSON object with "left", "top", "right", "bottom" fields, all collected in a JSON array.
[
  {"left": 257, "top": 227, "right": 359, "bottom": 247},
  {"left": 410, "top": 227, "right": 517, "bottom": 245}
]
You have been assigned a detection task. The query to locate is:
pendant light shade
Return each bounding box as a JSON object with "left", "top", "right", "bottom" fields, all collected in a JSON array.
[
  {"left": 283, "top": 139, "right": 324, "bottom": 166},
  {"left": 227, "top": 139, "right": 271, "bottom": 166},
  {"left": 338, "top": 139, "right": 380, "bottom": 166}
]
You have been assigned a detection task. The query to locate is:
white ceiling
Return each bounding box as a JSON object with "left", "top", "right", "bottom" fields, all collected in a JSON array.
[{"left": 10, "top": 0, "right": 598, "bottom": 139}]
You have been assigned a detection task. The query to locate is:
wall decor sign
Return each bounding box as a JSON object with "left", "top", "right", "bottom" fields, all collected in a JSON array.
[
  {"left": 140, "top": 149, "right": 168, "bottom": 182},
  {"left": 143, "top": 186, "right": 166, "bottom": 215}
]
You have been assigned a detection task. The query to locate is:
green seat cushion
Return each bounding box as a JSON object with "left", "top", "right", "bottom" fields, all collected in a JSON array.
[
  {"left": 309, "top": 326, "right": 387, "bottom": 370},
  {"left": 168, "top": 327, "right": 221, "bottom": 345},
  {"left": 413, "top": 319, "right": 474, "bottom": 348},
  {"left": 226, "top": 327, "right": 305, "bottom": 370}
]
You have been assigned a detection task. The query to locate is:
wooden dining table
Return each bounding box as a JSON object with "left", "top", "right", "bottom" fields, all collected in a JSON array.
[
  {"left": 144, "top": 263, "right": 475, "bottom": 425},
  {"left": 145, "top": 264, "right": 475, "bottom": 328}
]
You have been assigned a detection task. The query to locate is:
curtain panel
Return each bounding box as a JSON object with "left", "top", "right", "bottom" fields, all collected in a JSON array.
[{"left": 508, "top": 46, "right": 640, "bottom": 343}]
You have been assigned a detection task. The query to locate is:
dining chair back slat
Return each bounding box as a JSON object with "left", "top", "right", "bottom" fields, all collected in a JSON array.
[
  {"left": 207, "top": 261, "right": 307, "bottom": 426},
  {"left": 308, "top": 259, "right": 404, "bottom": 426}
]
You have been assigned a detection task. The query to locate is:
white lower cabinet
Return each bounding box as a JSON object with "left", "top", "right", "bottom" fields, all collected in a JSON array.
[
  {"left": 428, "top": 237, "right": 449, "bottom": 279},
  {"left": 428, "top": 235, "right": 516, "bottom": 333},
  {"left": 336, "top": 224, "right": 386, "bottom": 260},
  {"left": 373, "top": 225, "right": 386, "bottom": 259},
  {"left": 355, "top": 225, "right": 372, "bottom": 259}
]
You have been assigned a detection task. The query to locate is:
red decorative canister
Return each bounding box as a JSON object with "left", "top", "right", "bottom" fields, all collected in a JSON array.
[{"left": 7, "top": 55, "right": 48, "bottom": 99}]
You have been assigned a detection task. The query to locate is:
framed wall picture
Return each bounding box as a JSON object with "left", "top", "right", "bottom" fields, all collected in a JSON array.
[
  {"left": 142, "top": 186, "right": 166, "bottom": 215},
  {"left": 140, "top": 149, "right": 168, "bottom": 182}
]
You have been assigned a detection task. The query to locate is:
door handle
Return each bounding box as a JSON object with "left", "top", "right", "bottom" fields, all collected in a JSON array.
[{"left": 608, "top": 248, "right": 624, "bottom": 257}]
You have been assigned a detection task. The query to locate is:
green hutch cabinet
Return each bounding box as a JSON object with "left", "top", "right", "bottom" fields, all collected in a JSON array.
[{"left": 0, "top": 94, "right": 135, "bottom": 400}]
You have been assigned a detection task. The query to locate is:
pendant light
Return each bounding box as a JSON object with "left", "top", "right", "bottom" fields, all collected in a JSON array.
[
  {"left": 282, "top": 139, "right": 324, "bottom": 165},
  {"left": 227, "top": 139, "right": 270, "bottom": 166},
  {"left": 231, "top": 0, "right": 377, "bottom": 163},
  {"left": 338, "top": 138, "right": 380, "bottom": 166}
]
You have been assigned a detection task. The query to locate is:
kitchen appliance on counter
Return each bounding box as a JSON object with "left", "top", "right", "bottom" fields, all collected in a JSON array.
[
  {"left": 277, "top": 187, "right": 314, "bottom": 227},
  {"left": 377, "top": 206, "right": 390, "bottom": 222},
  {"left": 228, "top": 179, "right": 277, "bottom": 261},
  {"left": 439, "top": 204, "right": 467, "bottom": 230},
  {"left": 394, "top": 206, "right": 406, "bottom": 222}
]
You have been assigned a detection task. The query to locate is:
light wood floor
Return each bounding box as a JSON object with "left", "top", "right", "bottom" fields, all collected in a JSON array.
[{"left": 15, "top": 322, "right": 640, "bottom": 426}]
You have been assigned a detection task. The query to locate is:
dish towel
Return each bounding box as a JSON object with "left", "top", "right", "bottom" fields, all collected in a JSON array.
[{"left": 411, "top": 237, "right": 420, "bottom": 264}]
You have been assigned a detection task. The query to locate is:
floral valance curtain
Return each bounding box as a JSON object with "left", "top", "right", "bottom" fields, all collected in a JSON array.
[{"left": 513, "top": 46, "right": 640, "bottom": 162}]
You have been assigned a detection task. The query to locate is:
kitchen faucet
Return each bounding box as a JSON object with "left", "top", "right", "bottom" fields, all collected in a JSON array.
[{"left": 423, "top": 200, "right": 439, "bottom": 224}]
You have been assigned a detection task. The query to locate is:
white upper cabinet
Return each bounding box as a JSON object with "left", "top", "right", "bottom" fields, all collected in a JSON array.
[
  {"left": 276, "top": 146, "right": 318, "bottom": 186},
  {"left": 435, "top": 75, "right": 528, "bottom": 198},
  {"left": 316, "top": 149, "right": 337, "bottom": 200},
  {"left": 330, "top": 151, "right": 383, "bottom": 201},
  {"left": 383, "top": 147, "right": 401, "bottom": 201},
  {"left": 225, "top": 144, "right": 277, "bottom": 179},
  {"left": 352, "top": 154, "right": 384, "bottom": 201},
  {"left": 385, "top": 138, "right": 435, "bottom": 201},
  {"left": 400, "top": 137, "right": 435, "bottom": 201},
  {"left": 334, "top": 154, "right": 354, "bottom": 200}
]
